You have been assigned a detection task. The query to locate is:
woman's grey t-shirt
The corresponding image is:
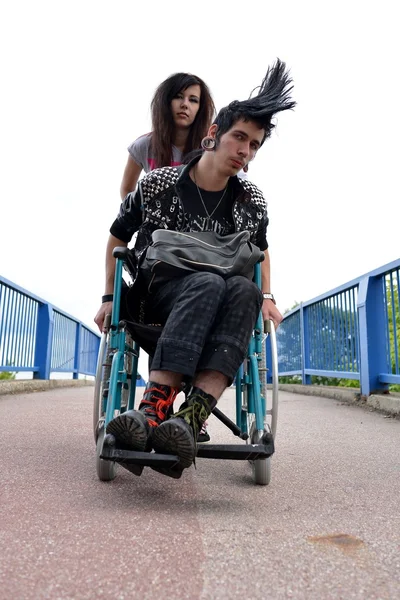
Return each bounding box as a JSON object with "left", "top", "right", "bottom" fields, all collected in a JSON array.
[{"left": 127, "top": 133, "right": 183, "bottom": 172}]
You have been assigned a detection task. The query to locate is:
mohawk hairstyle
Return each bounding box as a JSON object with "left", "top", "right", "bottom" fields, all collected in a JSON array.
[{"left": 213, "top": 58, "right": 296, "bottom": 145}]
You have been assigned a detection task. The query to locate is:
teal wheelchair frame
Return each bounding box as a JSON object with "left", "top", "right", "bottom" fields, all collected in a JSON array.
[{"left": 93, "top": 248, "right": 279, "bottom": 485}]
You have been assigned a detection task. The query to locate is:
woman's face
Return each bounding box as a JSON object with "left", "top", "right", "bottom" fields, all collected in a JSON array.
[{"left": 171, "top": 84, "right": 201, "bottom": 129}]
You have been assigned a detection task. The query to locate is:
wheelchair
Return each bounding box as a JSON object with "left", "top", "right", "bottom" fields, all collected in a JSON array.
[{"left": 93, "top": 247, "right": 279, "bottom": 485}]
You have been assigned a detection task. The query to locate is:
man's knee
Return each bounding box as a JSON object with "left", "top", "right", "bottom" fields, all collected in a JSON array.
[
  {"left": 226, "top": 276, "right": 263, "bottom": 306},
  {"left": 185, "top": 272, "right": 226, "bottom": 298}
]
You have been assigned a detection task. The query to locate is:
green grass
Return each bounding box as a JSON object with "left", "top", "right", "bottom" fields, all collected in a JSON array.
[
  {"left": 0, "top": 371, "right": 16, "bottom": 380},
  {"left": 278, "top": 374, "right": 400, "bottom": 393}
]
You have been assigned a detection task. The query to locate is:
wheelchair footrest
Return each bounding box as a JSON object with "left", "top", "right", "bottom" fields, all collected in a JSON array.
[
  {"left": 101, "top": 446, "right": 180, "bottom": 468},
  {"left": 196, "top": 442, "right": 274, "bottom": 460}
]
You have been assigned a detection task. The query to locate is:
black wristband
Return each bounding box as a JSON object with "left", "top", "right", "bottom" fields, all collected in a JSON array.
[{"left": 102, "top": 294, "right": 114, "bottom": 303}]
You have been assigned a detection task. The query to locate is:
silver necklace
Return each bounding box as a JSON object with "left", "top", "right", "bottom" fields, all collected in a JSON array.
[{"left": 193, "top": 167, "right": 229, "bottom": 229}]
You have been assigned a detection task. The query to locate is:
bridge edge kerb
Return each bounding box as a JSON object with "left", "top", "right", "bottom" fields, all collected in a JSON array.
[{"left": 0, "top": 379, "right": 94, "bottom": 396}]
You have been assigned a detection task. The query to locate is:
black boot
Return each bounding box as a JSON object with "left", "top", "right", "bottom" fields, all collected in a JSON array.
[
  {"left": 177, "top": 397, "right": 211, "bottom": 443},
  {"left": 152, "top": 387, "right": 217, "bottom": 469},
  {"left": 106, "top": 381, "right": 179, "bottom": 451}
]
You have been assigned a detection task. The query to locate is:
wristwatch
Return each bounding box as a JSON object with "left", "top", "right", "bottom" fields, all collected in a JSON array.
[{"left": 262, "top": 292, "right": 276, "bottom": 304}]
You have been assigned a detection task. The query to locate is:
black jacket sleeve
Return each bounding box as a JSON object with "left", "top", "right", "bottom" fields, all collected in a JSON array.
[
  {"left": 109, "top": 185, "right": 143, "bottom": 243},
  {"left": 255, "top": 212, "right": 269, "bottom": 251}
]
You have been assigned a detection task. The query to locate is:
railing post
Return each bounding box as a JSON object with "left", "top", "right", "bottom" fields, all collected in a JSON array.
[
  {"left": 73, "top": 322, "right": 82, "bottom": 380},
  {"left": 300, "top": 303, "right": 311, "bottom": 384},
  {"left": 33, "top": 303, "right": 54, "bottom": 379},
  {"left": 357, "top": 275, "right": 389, "bottom": 396}
]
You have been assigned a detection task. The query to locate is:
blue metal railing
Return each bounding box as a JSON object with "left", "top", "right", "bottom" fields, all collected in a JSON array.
[
  {"left": 0, "top": 276, "right": 100, "bottom": 378},
  {"left": 276, "top": 258, "right": 400, "bottom": 396},
  {"left": 3, "top": 258, "right": 399, "bottom": 393}
]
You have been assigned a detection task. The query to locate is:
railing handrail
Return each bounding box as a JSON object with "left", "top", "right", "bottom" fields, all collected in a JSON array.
[
  {"left": 284, "top": 258, "right": 400, "bottom": 313},
  {"left": 0, "top": 274, "right": 99, "bottom": 338},
  {"left": 277, "top": 257, "right": 400, "bottom": 396},
  {"left": 0, "top": 274, "right": 100, "bottom": 378}
]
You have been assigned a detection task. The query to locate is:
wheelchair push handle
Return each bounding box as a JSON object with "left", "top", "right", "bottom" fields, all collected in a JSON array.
[
  {"left": 112, "top": 246, "right": 129, "bottom": 260},
  {"left": 264, "top": 319, "right": 271, "bottom": 334},
  {"left": 103, "top": 313, "right": 111, "bottom": 332}
]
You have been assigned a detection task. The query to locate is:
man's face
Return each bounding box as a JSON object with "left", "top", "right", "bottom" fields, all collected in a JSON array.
[{"left": 213, "top": 119, "right": 264, "bottom": 176}]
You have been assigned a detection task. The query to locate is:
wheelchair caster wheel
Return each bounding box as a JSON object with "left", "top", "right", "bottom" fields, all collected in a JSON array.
[
  {"left": 250, "top": 429, "right": 271, "bottom": 486},
  {"left": 96, "top": 428, "right": 117, "bottom": 482},
  {"left": 252, "top": 457, "right": 271, "bottom": 486}
]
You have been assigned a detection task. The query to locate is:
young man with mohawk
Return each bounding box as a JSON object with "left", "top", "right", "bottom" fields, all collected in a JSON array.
[{"left": 95, "top": 59, "right": 295, "bottom": 476}]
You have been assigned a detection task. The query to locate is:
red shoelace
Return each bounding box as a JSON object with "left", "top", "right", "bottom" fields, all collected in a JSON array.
[{"left": 140, "top": 386, "right": 179, "bottom": 428}]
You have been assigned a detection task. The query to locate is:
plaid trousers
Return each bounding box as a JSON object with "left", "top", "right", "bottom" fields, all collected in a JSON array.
[{"left": 146, "top": 272, "right": 262, "bottom": 382}]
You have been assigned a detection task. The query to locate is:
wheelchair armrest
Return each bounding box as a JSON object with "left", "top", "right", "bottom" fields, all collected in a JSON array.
[{"left": 113, "top": 246, "right": 129, "bottom": 260}]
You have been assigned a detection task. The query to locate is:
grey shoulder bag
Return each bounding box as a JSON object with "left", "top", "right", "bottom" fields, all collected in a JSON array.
[{"left": 141, "top": 229, "right": 264, "bottom": 291}]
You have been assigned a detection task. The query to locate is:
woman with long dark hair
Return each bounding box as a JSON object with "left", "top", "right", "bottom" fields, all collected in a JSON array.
[
  {"left": 120, "top": 73, "right": 215, "bottom": 199},
  {"left": 120, "top": 72, "right": 215, "bottom": 442}
]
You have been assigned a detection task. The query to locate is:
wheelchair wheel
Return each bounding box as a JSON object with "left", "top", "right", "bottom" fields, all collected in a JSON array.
[
  {"left": 268, "top": 320, "right": 279, "bottom": 439},
  {"left": 121, "top": 331, "right": 134, "bottom": 411},
  {"left": 96, "top": 427, "right": 117, "bottom": 481},
  {"left": 251, "top": 425, "right": 271, "bottom": 485},
  {"left": 259, "top": 335, "right": 267, "bottom": 402},
  {"left": 93, "top": 317, "right": 112, "bottom": 443},
  {"left": 248, "top": 319, "right": 278, "bottom": 485},
  {"left": 242, "top": 363, "right": 271, "bottom": 485},
  {"left": 246, "top": 354, "right": 272, "bottom": 486},
  {"left": 247, "top": 415, "right": 271, "bottom": 486},
  {"left": 262, "top": 320, "right": 279, "bottom": 439},
  {"left": 253, "top": 457, "right": 271, "bottom": 485}
]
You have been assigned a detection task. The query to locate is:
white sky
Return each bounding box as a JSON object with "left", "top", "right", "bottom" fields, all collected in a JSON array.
[{"left": 1, "top": 0, "right": 399, "bottom": 338}]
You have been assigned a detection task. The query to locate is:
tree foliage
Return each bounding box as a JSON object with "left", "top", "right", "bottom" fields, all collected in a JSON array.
[{"left": 386, "top": 276, "right": 400, "bottom": 375}]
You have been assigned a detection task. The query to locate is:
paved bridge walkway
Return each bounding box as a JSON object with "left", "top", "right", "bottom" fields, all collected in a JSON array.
[{"left": 1, "top": 387, "right": 399, "bottom": 599}]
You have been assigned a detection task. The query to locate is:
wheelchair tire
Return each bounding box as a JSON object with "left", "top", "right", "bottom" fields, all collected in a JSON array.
[
  {"left": 253, "top": 457, "right": 271, "bottom": 486},
  {"left": 260, "top": 321, "right": 279, "bottom": 439},
  {"left": 96, "top": 428, "right": 117, "bottom": 482},
  {"left": 121, "top": 332, "right": 134, "bottom": 411},
  {"left": 248, "top": 423, "right": 272, "bottom": 486},
  {"left": 268, "top": 321, "right": 279, "bottom": 439},
  {"left": 259, "top": 338, "right": 267, "bottom": 402},
  {"left": 93, "top": 327, "right": 111, "bottom": 443}
]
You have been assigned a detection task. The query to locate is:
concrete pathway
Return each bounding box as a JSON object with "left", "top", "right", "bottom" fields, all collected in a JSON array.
[{"left": 1, "top": 388, "right": 399, "bottom": 599}]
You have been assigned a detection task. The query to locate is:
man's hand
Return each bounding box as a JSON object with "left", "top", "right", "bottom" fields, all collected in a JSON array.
[
  {"left": 94, "top": 302, "right": 113, "bottom": 333},
  {"left": 262, "top": 299, "right": 283, "bottom": 331}
]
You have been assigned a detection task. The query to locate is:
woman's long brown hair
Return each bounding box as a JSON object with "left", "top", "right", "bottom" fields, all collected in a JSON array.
[{"left": 150, "top": 73, "right": 215, "bottom": 168}]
